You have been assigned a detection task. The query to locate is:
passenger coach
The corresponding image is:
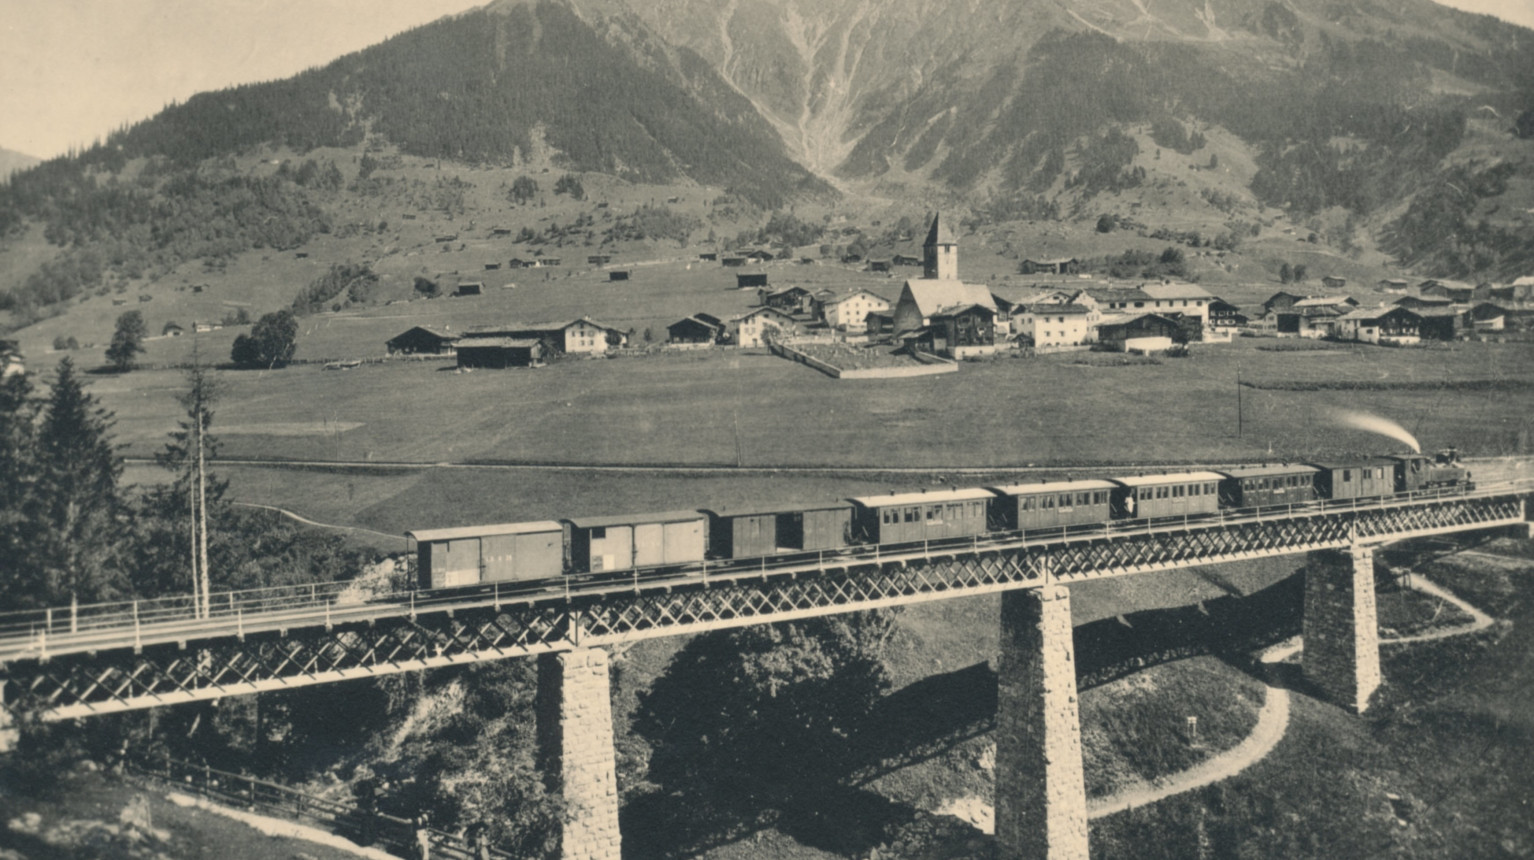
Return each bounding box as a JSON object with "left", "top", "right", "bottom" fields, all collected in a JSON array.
[
  {"left": 1112, "top": 472, "right": 1224, "bottom": 519},
  {"left": 990, "top": 479, "right": 1115, "bottom": 531},
  {"left": 850, "top": 488, "right": 993, "bottom": 544},
  {"left": 1215, "top": 464, "right": 1319, "bottom": 508}
]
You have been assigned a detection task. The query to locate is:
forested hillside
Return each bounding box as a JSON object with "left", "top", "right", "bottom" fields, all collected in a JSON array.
[{"left": 0, "top": 0, "right": 825, "bottom": 323}]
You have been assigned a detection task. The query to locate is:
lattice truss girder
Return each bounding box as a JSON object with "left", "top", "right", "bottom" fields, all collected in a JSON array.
[{"left": 6, "top": 496, "right": 1523, "bottom": 721}]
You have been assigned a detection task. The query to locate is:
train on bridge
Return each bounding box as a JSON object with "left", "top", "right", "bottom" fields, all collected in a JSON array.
[{"left": 406, "top": 451, "right": 1472, "bottom": 590}]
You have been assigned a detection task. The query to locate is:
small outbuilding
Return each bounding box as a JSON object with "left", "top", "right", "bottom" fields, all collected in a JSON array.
[
  {"left": 609, "top": 270, "right": 631, "bottom": 282},
  {"left": 737, "top": 272, "right": 769, "bottom": 289},
  {"left": 667, "top": 316, "right": 724, "bottom": 345},
  {"left": 455, "top": 337, "right": 545, "bottom": 369},
  {"left": 388, "top": 326, "right": 459, "bottom": 356},
  {"left": 1096, "top": 314, "right": 1183, "bottom": 353}
]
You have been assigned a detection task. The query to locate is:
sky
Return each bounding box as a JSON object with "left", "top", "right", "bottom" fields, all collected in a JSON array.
[{"left": 2, "top": 0, "right": 1532, "bottom": 161}]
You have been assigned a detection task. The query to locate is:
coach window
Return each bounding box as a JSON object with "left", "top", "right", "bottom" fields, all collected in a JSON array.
[
  {"left": 1041, "top": 495, "right": 1055, "bottom": 509},
  {"left": 926, "top": 506, "right": 938, "bottom": 521},
  {"left": 1021, "top": 496, "right": 1035, "bottom": 511},
  {"left": 591, "top": 527, "right": 606, "bottom": 540},
  {"left": 905, "top": 508, "right": 918, "bottom": 523},
  {"left": 1343, "top": 469, "right": 1353, "bottom": 482}
]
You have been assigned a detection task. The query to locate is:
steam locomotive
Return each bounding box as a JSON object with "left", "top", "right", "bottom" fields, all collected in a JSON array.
[{"left": 407, "top": 450, "right": 1472, "bottom": 590}]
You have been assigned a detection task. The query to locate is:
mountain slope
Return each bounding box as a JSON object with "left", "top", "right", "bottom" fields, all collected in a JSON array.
[{"left": 0, "top": 147, "right": 40, "bottom": 180}]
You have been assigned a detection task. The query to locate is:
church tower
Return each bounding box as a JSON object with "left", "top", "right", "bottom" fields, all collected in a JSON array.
[{"left": 923, "top": 212, "right": 959, "bottom": 280}]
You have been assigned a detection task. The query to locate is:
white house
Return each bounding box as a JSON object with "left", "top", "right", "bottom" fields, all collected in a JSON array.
[
  {"left": 1140, "top": 283, "right": 1214, "bottom": 328},
  {"left": 1012, "top": 303, "right": 1094, "bottom": 348},
  {"left": 729, "top": 306, "right": 799, "bottom": 348},
  {"left": 821, "top": 289, "right": 891, "bottom": 331}
]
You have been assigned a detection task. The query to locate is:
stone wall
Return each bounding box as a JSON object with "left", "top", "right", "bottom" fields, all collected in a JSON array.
[
  {"left": 995, "top": 586, "right": 1089, "bottom": 860},
  {"left": 536, "top": 649, "right": 621, "bottom": 860},
  {"left": 1302, "top": 546, "right": 1382, "bottom": 714}
]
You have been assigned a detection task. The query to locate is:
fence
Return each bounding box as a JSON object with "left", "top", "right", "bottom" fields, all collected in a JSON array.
[
  {"left": 770, "top": 341, "right": 958, "bottom": 379},
  {"left": 127, "top": 754, "right": 517, "bottom": 860}
]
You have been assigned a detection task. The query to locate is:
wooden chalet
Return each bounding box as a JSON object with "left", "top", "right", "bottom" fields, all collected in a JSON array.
[
  {"left": 1335, "top": 306, "right": 1420, "bottom": 345},
  {"left": 456, "top": 338, "right": 545, "bottom": 369},
  {"left": 667, "top": 316, "right": 724, "bottom": 345},
  {"left": 1096, "top": 314, "right": 1183, "bottom": 353},
  {"left": 387, "top": 326, "right": 459, "bottom": 356},
  {"left": 1019, "top": 257, "right": 1081, "bottom": 276}
]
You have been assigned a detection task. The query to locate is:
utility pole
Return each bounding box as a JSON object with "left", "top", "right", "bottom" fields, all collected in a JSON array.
[{"left": 1236, "top": 363, "right": 1243, "bottom": 438}]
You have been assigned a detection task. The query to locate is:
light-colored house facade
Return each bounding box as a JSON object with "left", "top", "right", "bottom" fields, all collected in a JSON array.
[
  {"left": 1140, "top": 283, "right": 1214, "bottom": 328},
  {"left": 730, "top": 306, "right": 799, "bottom": 348},
  {"left": 1012, "top": 303, "right": 1093, "bottom": 348},
  {"left": 822, "top": 290, "right": 891, "bottom": 330}
]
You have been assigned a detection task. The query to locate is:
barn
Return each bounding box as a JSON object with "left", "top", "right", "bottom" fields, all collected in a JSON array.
[
  {"left": 387, "top": 326, "right": 459, "bottom": 356},
  {"left": 737, "top": 273, "right": 769, "bottom": 289},
  {"left": 667, "top": 316, "right": 723, "bottom": 345},
  {"left": 455, "top": 338, "right": 546, "bottom": 369},
  {"left": 1096, "top": 314, "right": 1183, "bottom": 353},
  {"left": 609, "top": 270, "right": 631, "bottom": 282}
]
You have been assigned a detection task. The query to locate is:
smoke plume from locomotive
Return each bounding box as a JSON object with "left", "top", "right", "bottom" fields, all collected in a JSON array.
[{"left": 1333, "top": 410, "right": 1421, "bottom": 453}]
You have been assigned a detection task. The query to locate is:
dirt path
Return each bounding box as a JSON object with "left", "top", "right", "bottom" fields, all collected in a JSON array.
[{"left": 1084, "top": 570, "right": 1494, "bottom": 818}]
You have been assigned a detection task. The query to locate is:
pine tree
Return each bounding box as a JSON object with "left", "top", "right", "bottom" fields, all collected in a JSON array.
[
  {"left": 134, "top": 359, "right": 229, "bottom": 603},
  {"left": 33, "top": 358, "right": 127, "bottom": 605},
  {"left": 0, "top": 347, "right": 43, "bottom": 608}
]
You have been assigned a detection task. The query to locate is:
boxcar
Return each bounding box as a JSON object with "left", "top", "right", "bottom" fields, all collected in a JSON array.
[
  {"left": 1111, "top": 472, "right": 1224, "bottom": 519},
  {"left": 989, "top": 480, "right": 1115, "bottom": 532},
  {"left": 564, "top": 511, "right": 707, "bottom": 574},
  {"left": 407, "top": 521, "right": 565, "bottom": 589},
  {"left": 703, "top": 503, "right": 852, "bottom": 559},
  {"left": 1215, "top": 464, "right": 1320, "bottom": 508},
  {"left": 849, "top": 488, "right": 995, "bottom": 545},
  {"left": 1309, "top": 460, "right": 1394, "bottom": 501}
]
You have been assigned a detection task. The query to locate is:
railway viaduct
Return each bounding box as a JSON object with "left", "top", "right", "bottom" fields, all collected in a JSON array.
[{"left": 2, "top": 474, "right": 1531, "bottom": 860}]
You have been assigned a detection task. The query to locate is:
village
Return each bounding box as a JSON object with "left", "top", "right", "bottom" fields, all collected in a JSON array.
[{"left": 381, "top": 213, "right": 1534, "bottom": 377}]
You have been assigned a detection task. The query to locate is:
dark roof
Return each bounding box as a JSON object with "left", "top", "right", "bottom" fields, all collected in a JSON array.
[
  {"left": 564, "top": 510, "right": 705, "bottom": 529},
  {"left": 407, "top": 520, "right": 562, "bottom": 542},
  {"left": 700, "top": 502, "right": 850, "bottom": 518},
  {"left": 1017, "top": 303, "right": 1091, "bottom": 315},
  {"left": 455, "top": 337, "right": 543, "bottom": 349},
  {"left": 924, "top": 212, "right": 957, "bottom": 246},
  {"left": 1214, "top": 464, "right": 1321, "bottom": 480},
  {"left": 1307, "top": 459, "right": 1397, "bottom": 471}
]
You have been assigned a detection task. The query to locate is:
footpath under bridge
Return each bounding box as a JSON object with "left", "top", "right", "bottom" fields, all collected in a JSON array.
[{"left": 2, "top": 482, "right": 1528, "bottom": 722}]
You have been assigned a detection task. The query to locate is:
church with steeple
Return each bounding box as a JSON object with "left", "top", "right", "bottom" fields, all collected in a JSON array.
[{"left": 889, "top": 212, "right": 1000, "bottom": 356}]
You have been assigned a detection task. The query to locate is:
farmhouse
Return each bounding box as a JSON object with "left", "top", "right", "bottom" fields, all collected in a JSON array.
[
  {"left": 1414, "top": 306, "right": 1467, "bottom": 341},
  {"left": 1207, "top": 299, "right": 1247, "bottom": 329},
  {"left": 387, "top": 326, "right": 459, "bottom": 356},
  {"left": 1096, "top": 314, "right": 1183, "bottom": 353},
  {"left": 917, "top": 304, "right": 1000, "bottom": 355},
  {"left": 465, "top": 317, "right": 630, "bottom": 355},
  {"left": 762, "top": 285, "right": 813, "bottom": 315},
  {"left": 1011, "top": 303, "right": 1093, "bottom": 348},
  {"left": 1262, "top": 291, "right": 1306, "bottom": 314},
  {"left": 1469, "top": 302, "right": 1513, "bottom": 332},
  {"left": 1419, "top": 280, "right": 1473, "bottom": 303},
  {"left": 1141, "top": 283, "right": 1214, "bottom": 328},
  {"left": 1019, "top": 257, "right": 1080, "bottom": 275},
  {"left": 820, "top": 289, "right": 891, "bottom": 330},
  {"left": 667, "top": 316, "right": 724, "bottom": 345},
  {"left": 455, "top": 338, "right": 546, "bottom": 369},
  {"left": 1083, "top": 286, "right": 1153, "bottom": 314},
  {"left": 1393, "top": 295, "right": 1454, "bottom": 310},
  {"left": 1335, "top": 306, "right": 1420, "bottom": 345},
  {"left": 729, "top": 306, "right": 799, "bottom": 348}
]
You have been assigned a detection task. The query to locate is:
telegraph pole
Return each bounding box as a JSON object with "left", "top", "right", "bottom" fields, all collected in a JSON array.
[{"left": 1236, "top": 364, "right": 1244, "bottom": 438}]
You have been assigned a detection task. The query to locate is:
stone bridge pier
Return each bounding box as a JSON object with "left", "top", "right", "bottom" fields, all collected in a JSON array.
[
  {"left": 536, "top": 648, "right": 621, "bottom": 860},
  {"left": 995, "top": 585, "right": 1090, "bottom": 860},
  {"left": 1303, "top": 544, "right": 1381, "bottom": 714}
]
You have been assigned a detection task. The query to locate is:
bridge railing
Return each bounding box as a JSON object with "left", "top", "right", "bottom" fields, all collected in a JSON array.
[{"left": 0, "top": 479, "right": 1526, "bottom": 661}]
